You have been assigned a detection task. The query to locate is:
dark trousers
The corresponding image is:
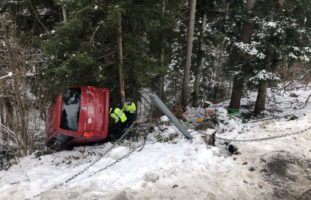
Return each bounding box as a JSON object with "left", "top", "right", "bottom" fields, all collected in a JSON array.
[
  {"left": 108, "top": 120, "right": 126, "bottom": 140},
  {"left": 124, "top": 112, "right": 137, "bottom": 128}
]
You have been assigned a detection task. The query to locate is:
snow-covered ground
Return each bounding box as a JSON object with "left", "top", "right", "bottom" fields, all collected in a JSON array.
[{"left": 0, "top": 84, "right": 310, "bottom": 200}]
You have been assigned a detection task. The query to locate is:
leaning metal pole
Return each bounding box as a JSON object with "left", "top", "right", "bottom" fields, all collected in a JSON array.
[{"left": 150, "top": 94, "right": 193, "bottom": 139}]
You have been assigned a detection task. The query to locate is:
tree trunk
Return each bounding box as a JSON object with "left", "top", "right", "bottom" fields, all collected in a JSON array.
[
  {"left": 254, "top": 81, "right": 268, "bottom": 113},
  {"left": 229, "top": 78, "right": 244, "bottom": 109},
  {"left": 228, "top": 0, "right": 257, "bottom": 110},
  {"left": 181, "top": 0, "right": 197, "bottom": 108},
  {"left": 159, "top": 49, "right": 165, "bottom": 100},
  {"left": 0, "top": 100, "right": 4, "bottom": 152},
  {"left": 62, "top": 6, "right": 68, "bottom": 24},
  {"left": 253, "top": 0, "right": 283, "bottom": 114},
  {"left": 4, "top": 97, "right": 14, "bottom": 130},
  {"left": 158, "top": 0, "right": 166, "bottom": 100},
  {"left": 193, "top": 13, "right": 207, "bottom": 107},
  {"left": 117, "top": 12, "right": 125, "bottom": 103}
]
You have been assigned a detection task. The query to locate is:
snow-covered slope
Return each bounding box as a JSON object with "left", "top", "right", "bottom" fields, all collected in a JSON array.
[{"left": 0, "top": 85, "right": 310, "bottom": 200}]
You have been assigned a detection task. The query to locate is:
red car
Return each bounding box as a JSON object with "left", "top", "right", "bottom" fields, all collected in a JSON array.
[{"left": 45, "top": 86, "right": 110, "bottom": 149}]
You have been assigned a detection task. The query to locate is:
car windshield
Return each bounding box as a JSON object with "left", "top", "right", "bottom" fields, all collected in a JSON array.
[{"left": 60, "top": 88, "right": 81, "bottom": 131}]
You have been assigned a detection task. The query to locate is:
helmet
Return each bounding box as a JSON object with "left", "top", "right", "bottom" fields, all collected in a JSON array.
[{"left": 125, "top": 97, "right": 132, "bottom": 104}]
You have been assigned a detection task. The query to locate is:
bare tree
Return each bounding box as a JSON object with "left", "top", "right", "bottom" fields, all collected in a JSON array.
[{"left": 0, "top": 14, "right": 47, "bottom": 156}]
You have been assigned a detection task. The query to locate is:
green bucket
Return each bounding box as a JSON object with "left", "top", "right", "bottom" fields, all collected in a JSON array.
[{"left": 227, "top": 108, "right": 240, "bottom": 116}]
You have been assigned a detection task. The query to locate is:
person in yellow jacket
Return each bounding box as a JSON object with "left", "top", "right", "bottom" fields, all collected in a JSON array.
[
  {"left": 110, "top": 107, "right": 127, "bottom": 124},
  {"left": 108, "top": 106, "right": 127, "bottom": 140},
  {"left": 122, "top": 98, "right": 137, "bottom": 128}
]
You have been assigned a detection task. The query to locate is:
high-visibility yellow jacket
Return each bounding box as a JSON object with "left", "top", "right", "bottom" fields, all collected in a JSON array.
[
  {"left": 110, "top": 107, "right": 127, "bottom": 123},
  {"left": 122, "top": 102, "right": 136, "bottom": 114}
]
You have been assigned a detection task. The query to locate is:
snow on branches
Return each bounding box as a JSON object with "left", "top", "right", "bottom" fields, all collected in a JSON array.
[
  {"left": 234, "top": 41, "right": 266, "bottom": 59},
  {"left": 249, "top": 70, "right": 280, "bottom": 84}
]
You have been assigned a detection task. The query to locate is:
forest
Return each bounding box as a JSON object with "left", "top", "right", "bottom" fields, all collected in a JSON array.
[
  {"left": 1, "top": 1, "right": 311, "bottom": 199},
  {"left": 0, "top": 0, "right": 310, "bottom": 156}
]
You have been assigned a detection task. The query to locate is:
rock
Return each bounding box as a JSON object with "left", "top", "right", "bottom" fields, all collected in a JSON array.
[
  {"left": 288, "top": 115, "right": 299, "bottom": 121},
  {"left": 290, "top": 93, "right": 299, "bottom": 97},
  {"left": 249, "top": 167, "right": 255, "bottom": 172}
]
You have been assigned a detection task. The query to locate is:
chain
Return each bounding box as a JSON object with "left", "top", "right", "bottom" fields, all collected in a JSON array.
[
  {"left": 138, "top": 130, "right": 148, "bottom": 152},
  {"left": 27, "top": 125, "right": 136, "bottom": 200},
  {"left": 62, "top": 125, "right": 133, "bottom": 184},
  {"left": 87, "top": 146, "right": 137, "bottom": 177},
  {"left": 215, "top": 126, "right": 311, "bottom": 143},
  {"left": 80, "top": 130, "right": 148, "bottom": 179},
  {"left": 246, "top": 114, "right": 296, "bottom": 124}
]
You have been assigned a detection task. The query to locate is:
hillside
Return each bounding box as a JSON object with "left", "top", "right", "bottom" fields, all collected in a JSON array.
[{"left": 0, "top": 85, "right": 310, "bottom": 200}]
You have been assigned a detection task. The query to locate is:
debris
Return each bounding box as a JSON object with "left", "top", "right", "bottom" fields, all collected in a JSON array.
[
  {"left": 197, "top": 117, "right": 204, "bottom": 123},
  {"left": 195, "top": 122, "right": 215, "bottom": 130},
  {"left": 260, "top": 158, "right": 267, "bottom": 163},
  {"left": 228, "top": 144, "right": 238, "bottom": 155},
  {"left": 201, "top": 131, "right": 216, "bottom": 146}
]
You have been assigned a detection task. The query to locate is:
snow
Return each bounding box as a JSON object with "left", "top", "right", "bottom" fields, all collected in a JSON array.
[
  {"left": 110, "top": 146, "right": 130, "bottom": 160},
  {"left": 266, "top": 22, "right": 277, "bottom": 28},
  {"left": 0, "top": 84, "right": 310, "bottom": 200},
  {"left": 0, "top": 72, "right": 13, "bottom": 80},
  {"left": 160, "top": 115, "right": 169, "bottom": 122}
]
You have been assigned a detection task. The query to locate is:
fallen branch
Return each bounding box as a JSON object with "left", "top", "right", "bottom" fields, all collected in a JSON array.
[
  {"left": 0, "top": 72, "right": 13, "bottom": 80},
  {"left": 305, "top": 93, "right": 311, "bottom": 105}
]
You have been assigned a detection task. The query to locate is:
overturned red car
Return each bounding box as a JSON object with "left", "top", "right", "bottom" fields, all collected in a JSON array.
[{"left": 45, "top": 86, "right": 110, "bottom": 149}]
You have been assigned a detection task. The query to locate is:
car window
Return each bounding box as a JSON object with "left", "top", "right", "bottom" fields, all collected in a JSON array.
[{"left": 60, "top": 88, "right": 81, "bottom": 131}]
